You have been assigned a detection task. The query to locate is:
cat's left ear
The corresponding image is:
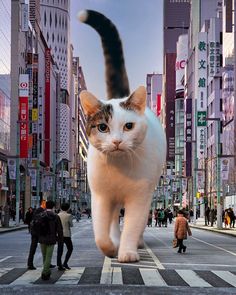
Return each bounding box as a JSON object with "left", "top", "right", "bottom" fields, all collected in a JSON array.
[
  {"left": 80, "top": 90, "right": 101, "bottom": 116},
  {"left": 125, "top": 86, "right": 146, "bottom": 114}
]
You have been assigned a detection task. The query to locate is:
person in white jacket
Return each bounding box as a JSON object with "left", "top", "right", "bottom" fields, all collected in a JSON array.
[{"left": 57, "top": 203, "right": 73, "bottom": 270}]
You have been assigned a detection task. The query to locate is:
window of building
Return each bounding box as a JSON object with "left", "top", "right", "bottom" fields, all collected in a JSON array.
[
  {"left": 220, "top": 77, "right": 222, "bottom": 89},
  {"left": 44, "top": 11, "right": 47, "bottom": 26},
  {"left": 59, "top": 15, "right": 61, "bottom": 27},
  {"left": 52, "top": 33, "right": 54, "bottom": 42},
  {"left": 220, "top": 98, "right": 223, "bottom": 112},
  {"left": 47, "top": 32, "right": 49, "bottom": 41}
]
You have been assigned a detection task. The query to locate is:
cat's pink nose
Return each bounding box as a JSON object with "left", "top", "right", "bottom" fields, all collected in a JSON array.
[{"left": 112, "top": 140, "right": 122, "bottom": 147}]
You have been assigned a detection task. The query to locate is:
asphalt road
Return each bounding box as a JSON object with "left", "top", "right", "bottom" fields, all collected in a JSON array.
[{"left": 0, "top": 217, "right": 236, "bottom": 294}]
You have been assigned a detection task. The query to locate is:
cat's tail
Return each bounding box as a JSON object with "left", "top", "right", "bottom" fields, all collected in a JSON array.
[{"left": 78, "top": 10, "right": 130, "bottom": 99}]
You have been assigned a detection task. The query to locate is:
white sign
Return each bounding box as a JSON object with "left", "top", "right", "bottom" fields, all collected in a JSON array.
[
  {"left": 8, "top": 159, "right": 16, "bottom": 180},
  {"left": 19, "top": 74, "right": 29, "bottom": 97},
  {"left": 21, "top": 4, "right": 28, "bottom": 32},
  {"left": 29, "top": 169, "right": 37, "bottom": 187},
  {"left": 195, "top": 32, "right": 208, "bottom": 159},
  {"left": 221, "top": 158, "right": 230, "bottom": 180}
]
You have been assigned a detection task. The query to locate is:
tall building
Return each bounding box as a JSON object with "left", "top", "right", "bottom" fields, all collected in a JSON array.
[
  {"left": 146, "top": 73, "right": 162, "bottom": 116},
  {"left": 0, "top": 0, "right": 11, "bottom": 207},
  {"left": 40, "top": 0, "right": 70, "bottom": 91},
  {"left": 163, "top": 0, "right": 191, "bottom": 163}
]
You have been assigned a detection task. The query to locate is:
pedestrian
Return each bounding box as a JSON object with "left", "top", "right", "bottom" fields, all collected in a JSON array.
[
  {"left": 38, "top": 200, "right": 63, "bottom": 280},
  {"left": 147, "top": 209, "right": 152, "bottom": 227},
  {"left": 224, "top": 210, "right": 231, "bottom": 228},
  {"left": 158, "top": 209, "right": 164, "bottom": 227},
  {"left": 174, "top": 209, "right": 192, "bottom": 253},
  {"left": 57, "top": 203, "right": 74, "bottom": 270},
  {"left": 210, "top": 208, "right": 216, "bottom": 227},
  {"left": 168, "top": 210, "right": 173, "bottom": 224},
  {"left": 25, "top": 207, "right": 34, "bottom": 233},
  {"left": 189, "top": 208, "right": 194, "bottom": 223},
  {"left": 154, "top": 208, "right": 158, "bottom": 226},
  {"left": 205, "top": 206, "right": 210, "bottom": 225},
  {"left": 27, "top": 202, "right": 46, "bottom": 270},
  {"left": 228, "top": 208, "right": 235, "bottom": 228}
]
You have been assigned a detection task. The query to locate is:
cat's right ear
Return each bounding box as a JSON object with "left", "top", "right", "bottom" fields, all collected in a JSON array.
[{"left": 80, "top": 91, "right": 101, "bottom": 116}]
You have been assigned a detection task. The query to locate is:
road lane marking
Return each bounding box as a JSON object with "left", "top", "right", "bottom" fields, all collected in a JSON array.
[
  {"left": 0, "top": 268, "right": 13, "bottom": 278},
  {"left": 192, "top": 236, "right": 236, "bottom": 257},
  {"left": 10, "top": 268, "right": 42, "bottom": 285},
  {"left": 212, "top": 271, "right": 236, "bottom": 287},
  {"left": 100, "top": 266, "right": 122, "bottom": 284},
  {"left": 140, "top": 268, "right": 167, "bottom": 286},
  {"left": 176, "top": 269, "right": 212, "bottom": 287},
  {"left": 0, "top": 256, "right": 12, "bottom": 262},
  {"left": 144, "top": 242, "right": 165, "bottom": 269},
  {"left": 55, "top": 267, "right": 85, "bottom": 285},
  {"left": 163, "top": 263, "right": 236, "bottom": 267}
]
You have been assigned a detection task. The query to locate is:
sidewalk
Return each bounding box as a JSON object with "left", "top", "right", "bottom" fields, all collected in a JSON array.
[
  {"left": 189, "top": 217, "right": 236, "bottom": 237},
  {"left": 0, "top": 220, "right": 27, "bottom": 234}
]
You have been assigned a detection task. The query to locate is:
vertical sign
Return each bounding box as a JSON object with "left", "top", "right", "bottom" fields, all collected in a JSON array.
[
  {"left": 195, "top": 32, "right": 207, "bottom": 159},
  {"left": 21, "top": 4, "right": 28, "bottom": 32},
  {"left": 208, "top": 41, "right": 221, "bottom": 77},
  {"left": 156, "top": 94, "right": 161, "bottom": 116},
  {"left": 45, "top": 48, "right": 51, "bottom": 166},
  {"left": 19, "top": 74, "right": 29, "bottom": 158},
  {"left": 32, "top": 54, "right": 38, "bottom": 159},
  {"left": 185, "top": 98, "right": 192, "bottom": 177}
]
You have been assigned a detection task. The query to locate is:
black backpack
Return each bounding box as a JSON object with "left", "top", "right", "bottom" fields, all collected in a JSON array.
[{"left": 31, "top": 211, "right": 50, "bottom": 235}]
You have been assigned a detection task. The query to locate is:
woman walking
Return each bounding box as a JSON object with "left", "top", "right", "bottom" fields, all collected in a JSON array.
[{"left": 174, "top": 209, "right": 192, "bottom": 253}]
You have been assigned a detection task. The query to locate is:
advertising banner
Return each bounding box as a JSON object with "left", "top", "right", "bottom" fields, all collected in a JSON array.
[
  {"left": 221, "top": 158, "right": 230, "bottom": 180},
  {"left": 19, "top": 97, "right": 28, "bottom": 158},
  {"left": 195, "top": 32, "right": 207, "bottom": 159},
  {"left": 8, "top": 159, "right": 16, "bottom": 180},
  {"left": 21, "top": 4, "right": 28, "bottom": 32},
  {"left": 45, "top": 48, "right": 51, "bottom": 166}
]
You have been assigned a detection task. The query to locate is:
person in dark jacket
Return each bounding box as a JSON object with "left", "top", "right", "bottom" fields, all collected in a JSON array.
[
  {"left": 27, "top": 203, "right": 45, "bottom": 270},
  {"left": 25, "top": 207, "right": 34, "bottom": 233},
  {"left": 39, "top": 200, "right": 63, "bottom": 280}
]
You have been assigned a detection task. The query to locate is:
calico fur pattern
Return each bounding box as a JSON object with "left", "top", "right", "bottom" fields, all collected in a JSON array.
[{"left": 79, "top": 10, "right": 166, "bottom": 263}]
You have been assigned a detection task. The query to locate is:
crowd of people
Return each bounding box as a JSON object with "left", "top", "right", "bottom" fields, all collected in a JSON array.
[{"left": 25, "top": 200, "right": 74, "bottom": 281}]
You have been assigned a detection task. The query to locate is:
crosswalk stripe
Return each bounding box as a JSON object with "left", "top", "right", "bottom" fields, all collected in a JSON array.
[
  {"left": 139, "top": 268, "right": 167, "bottom": 286},
  {"left": 144, "top": 242, "right": 164, "bottom": 269},
  {"left": 100, "top": 267, "right": 122, "bottom": 284},
  {"left": 10, "top": 268, "right": 42, "bottom": 285},
  {"left": 55, "top": 267, "right": 85, "bottom": 285},
  {"left": 176, "top": 270, "right": 212, "bottom": 287},
  {"left": 212, "top": 271, "right": 236, "bottom": 287}
]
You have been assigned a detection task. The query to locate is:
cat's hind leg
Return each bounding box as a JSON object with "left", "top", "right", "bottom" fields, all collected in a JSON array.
[
  {"left": 118, "top": 197, "right": 150, "bottom": 262},
  {"left": 92, "top": 196, "right": 118, "bottom": 258}
]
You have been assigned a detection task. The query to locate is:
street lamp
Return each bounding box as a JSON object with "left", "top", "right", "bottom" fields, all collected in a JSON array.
[{"left": 206, "top": 117, "right": 222, "bottom": 229}]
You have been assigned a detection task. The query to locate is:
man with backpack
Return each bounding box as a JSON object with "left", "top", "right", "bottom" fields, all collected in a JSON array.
[
  {"left": 27, "top": 202, "right": 46, "bottom": 270},
  {"left": 38, "top": 200, "right": 63, "bottom": 280}
]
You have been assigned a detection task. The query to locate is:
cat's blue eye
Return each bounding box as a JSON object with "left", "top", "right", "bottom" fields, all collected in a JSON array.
[
  {"left": 97, "top": 123, "right": 109, "bottom": 133},
  {"left": 124, "top": 122, "right": 134, "bottom": 131}
]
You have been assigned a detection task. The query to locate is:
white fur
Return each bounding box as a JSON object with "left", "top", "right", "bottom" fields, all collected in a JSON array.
[{"left": 86, "top": 95, "right": 166, "bottom": 262}]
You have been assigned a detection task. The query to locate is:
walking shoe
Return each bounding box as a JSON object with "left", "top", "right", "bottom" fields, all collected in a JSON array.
[
  {"left": 28, "top": 265, "right": 37, "bottom": 270},
  {"left": 183, "top": 246, "right": 187, "bottom": 253},
  {"left": 63, "top": 264, "right": 71, "bottom": 270},
  {"left": 177, "top": 250, "right": 182, "bottom": 253},
  {"left": 58, "top": 266, "right": 66, "bottom": 271},
  {"left": 50, "top": 264, "right": 56, "bottom": 268},
  {"left": 41, "top": 273, "right": 50, "bottom": 280}
]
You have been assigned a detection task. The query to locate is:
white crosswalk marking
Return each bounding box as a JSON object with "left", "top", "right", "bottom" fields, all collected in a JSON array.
[
  {"left": 55, "top": 267, "right": 85, "bottom": 285},
  {"left": 176, "top": 270, "right": 212, "bottom": 287},
  {"left": 10, "top": 268, "right": 42, "bottom": 285},
  {"left": 100, "top": 266, "right": 122, "bottom": 284},
  {"left": 212, "top": 271, "right": 236, "bottom": 287},
  {"left": 140, "top": 268, "right": 167, "bottom": 286}
]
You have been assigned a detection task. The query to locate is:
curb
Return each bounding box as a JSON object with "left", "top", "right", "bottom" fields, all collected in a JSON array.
[
  {"left": 0, "top": 225, "right": 27, "bottom": 234},
  {"left": 189, "top": 224, "right": 236, "bottom": 237}
]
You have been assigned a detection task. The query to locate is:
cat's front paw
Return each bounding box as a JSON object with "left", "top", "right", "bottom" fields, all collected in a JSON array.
[
  {"left": 118, "top": 250, "right": 140, "bottom": 263},
  {"left": 96, "top": 238, "right": 118, "bottom": 258}
]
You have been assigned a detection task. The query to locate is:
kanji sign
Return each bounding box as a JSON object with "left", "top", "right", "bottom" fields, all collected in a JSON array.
[{"left": 197, "top": 111, "right": 206, "bottom": 126}]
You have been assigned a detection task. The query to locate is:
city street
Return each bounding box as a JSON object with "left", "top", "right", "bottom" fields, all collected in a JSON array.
[{"left": 0, "top": 217, "right": 236, "bottom": 294}]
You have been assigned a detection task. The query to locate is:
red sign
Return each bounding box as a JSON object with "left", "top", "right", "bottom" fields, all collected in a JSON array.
[
  {"left": 156, "top": 94, "right": 161, "bottom": 117},
  {"left": 19, "top": 97, "right": 28, "bottom": 158},
  {"left": 175, "top": 59, "right": 186, "bottom": 71},
  {"left": 44, "top": 48, "right": 51, "bottom": 166}
]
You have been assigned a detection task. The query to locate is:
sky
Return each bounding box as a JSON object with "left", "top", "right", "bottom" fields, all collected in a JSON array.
[{"left": 70, "top": 0, "right": 163, "bottom": 99}]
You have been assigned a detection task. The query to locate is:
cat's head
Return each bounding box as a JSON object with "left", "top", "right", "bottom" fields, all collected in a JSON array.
[{"left": 80, "top": 86, "right": 147, "bottom": 156}]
